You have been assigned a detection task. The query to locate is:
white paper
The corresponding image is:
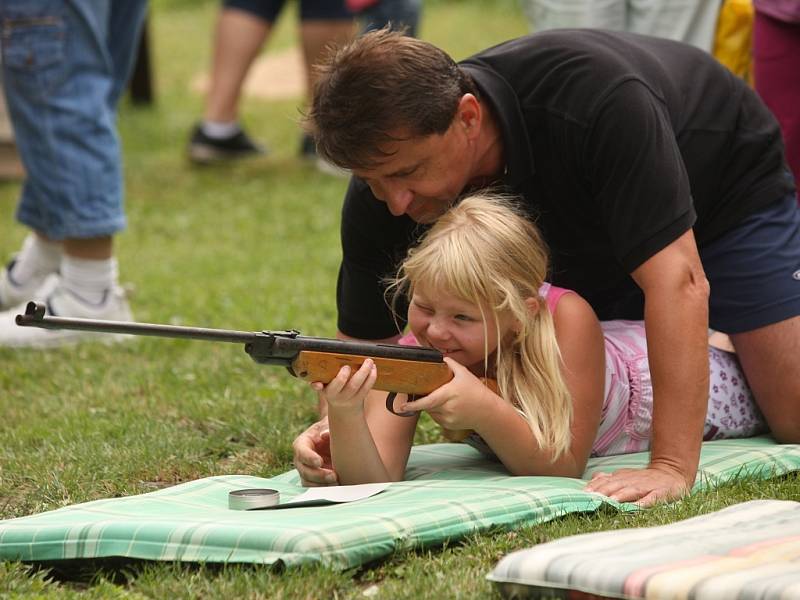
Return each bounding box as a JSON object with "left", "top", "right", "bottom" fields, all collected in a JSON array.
[{"left": 268, "top": 482, "right": 390, "bottom": 509}]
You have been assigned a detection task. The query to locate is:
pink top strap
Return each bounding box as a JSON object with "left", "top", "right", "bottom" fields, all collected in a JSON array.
[{"left": 538, "top": 282, "right": 573, "bottom": 314}]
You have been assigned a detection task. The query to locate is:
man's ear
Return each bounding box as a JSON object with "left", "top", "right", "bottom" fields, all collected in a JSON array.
[{"left": 456, "top": 93, "right": 481, "bottom": 139}]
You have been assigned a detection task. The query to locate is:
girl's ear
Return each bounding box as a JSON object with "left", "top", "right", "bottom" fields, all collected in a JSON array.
[{"left": 524, "top": 296, "right": 541, "bottom": 316}]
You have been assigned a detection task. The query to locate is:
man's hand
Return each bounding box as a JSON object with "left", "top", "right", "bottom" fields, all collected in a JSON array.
[
  {"left": 292, "top": 418, "right": 339, "bottom": 487},
  {"left": 583, "top": 463, "right": 691, "bottom": 507}
]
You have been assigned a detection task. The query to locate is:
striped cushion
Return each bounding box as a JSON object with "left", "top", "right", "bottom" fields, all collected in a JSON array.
[
  {"left": 0, "top": 437, "right": 798, "bottom": 569},
  {"left": 488, "top": 500, "right": 800, "bottom": 599}
]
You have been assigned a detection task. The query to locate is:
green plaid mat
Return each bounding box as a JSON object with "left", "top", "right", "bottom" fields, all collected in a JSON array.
[{"left": 1, "top": 437, "right": 798, "bottom": 569}]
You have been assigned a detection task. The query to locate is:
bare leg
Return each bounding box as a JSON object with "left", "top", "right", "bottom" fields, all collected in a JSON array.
[
  {"left": 299, "top": 20, "right": 356, "bottom": 104},
  {"left": 298, "top": 20, "right": 355, "bottom": 167},
  {"left": 731, "top": 316, "right": 800, "bottom": 442},
  {"left": 203, "top": 8, "right": 272, "bottom": 123},
  {"left": 63, "top": 236, "right": 113, "bottom": 260}
]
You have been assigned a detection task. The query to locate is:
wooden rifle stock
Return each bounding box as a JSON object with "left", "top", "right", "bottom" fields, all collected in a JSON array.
[{"left": 291, "top": 350, "right": 452, "bottom": 396}]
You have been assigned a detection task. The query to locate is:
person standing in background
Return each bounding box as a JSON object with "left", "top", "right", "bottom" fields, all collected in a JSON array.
[
  {"left": 522, "top": 0, "right": 722, "bottom": 51},
  {"left": 187, "top": 1, "right": 356, "bottom": 166},
  {"left": 0, "top": 0, "right": 147, "bottom": 348},
  {"left": 188, "top": 0, "right": 422, "bottom": 168},
  {"left": 753, "top": 0, "right": 800, "bottom": 194}
]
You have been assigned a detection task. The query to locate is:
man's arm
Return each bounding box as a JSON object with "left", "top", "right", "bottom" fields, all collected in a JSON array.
[{"left": 585, "top": 229, "right": 709, "bottom": 505}]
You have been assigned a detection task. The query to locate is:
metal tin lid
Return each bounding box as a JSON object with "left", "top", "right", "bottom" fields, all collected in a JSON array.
[{"left": 228, "top": 488, "right": 280, "bottom": 510}]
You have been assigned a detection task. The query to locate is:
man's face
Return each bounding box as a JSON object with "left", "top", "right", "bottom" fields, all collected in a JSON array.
[{"left": 351, "top": 121, "right": 477, "bottom": 224}]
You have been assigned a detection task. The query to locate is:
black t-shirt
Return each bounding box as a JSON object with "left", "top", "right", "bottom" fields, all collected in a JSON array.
[{"left": 337, "top": 30, "right": 795, "bottom": 339}]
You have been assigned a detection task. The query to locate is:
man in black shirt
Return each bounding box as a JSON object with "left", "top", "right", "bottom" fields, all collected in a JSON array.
[{"left": 293, "top": 29, "right": 800, "bottom": 504}]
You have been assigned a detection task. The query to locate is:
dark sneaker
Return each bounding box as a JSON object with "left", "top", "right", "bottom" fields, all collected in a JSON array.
[
  {"left": 188, "top": 124, "right": 266, "bottom": 164},
  {"left": 300, "top": 133, "right": 317, "bottom": 159},
  {"left": 299, "top": 133, "right": 350, "bottom": 178}
]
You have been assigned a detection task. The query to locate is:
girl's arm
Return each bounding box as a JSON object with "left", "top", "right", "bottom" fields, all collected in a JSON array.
[
  {"left": 549, "top": 292, "right": 606, "bottom": 473},
  {"left": 319, "top": 360, "right": 419, "bottom": 484}
]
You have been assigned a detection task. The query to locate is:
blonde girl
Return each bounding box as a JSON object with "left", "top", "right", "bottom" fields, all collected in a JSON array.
[{"left": 306, "top": 193, "right": 766, "bottom": 485}]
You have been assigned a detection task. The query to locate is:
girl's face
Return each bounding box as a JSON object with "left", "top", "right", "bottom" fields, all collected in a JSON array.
[{"left": 407, "top": 284, "right": 514, "bottom": 371}]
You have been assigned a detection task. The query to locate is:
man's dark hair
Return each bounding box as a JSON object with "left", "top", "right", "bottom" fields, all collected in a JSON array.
[{"left": 304, "top": 28, "right": 476, "bottom": 170}]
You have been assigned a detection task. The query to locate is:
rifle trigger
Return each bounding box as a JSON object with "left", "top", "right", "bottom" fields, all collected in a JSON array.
[{"left": 385, "top": 392, "right": 417, "bottom": 417}]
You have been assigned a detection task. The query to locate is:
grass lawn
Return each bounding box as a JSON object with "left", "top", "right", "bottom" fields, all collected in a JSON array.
[{"left": 1, "top": 1, "right": 798, "bottom": 597}]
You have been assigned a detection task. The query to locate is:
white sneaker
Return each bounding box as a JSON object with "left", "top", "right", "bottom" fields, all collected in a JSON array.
[
  {"left": 0, "top": 280, "right": 133, "bottom": 348},
  {"left": 0, "top": 259, "right": 58, "bottom": 311}
]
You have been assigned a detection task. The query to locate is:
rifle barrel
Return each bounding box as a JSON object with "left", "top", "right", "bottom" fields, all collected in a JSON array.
[{"left": 16, "top": 301, "right": 255, "bottom": 344}]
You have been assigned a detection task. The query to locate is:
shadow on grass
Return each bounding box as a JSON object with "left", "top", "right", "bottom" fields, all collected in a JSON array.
[{"left": 26, "top": 557, "right": 285, "bottom": 586}]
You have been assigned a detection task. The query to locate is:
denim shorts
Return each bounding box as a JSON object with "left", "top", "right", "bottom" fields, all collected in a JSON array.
[
  {"left": 224, "top": 0, "right": 352, "bottom": 22},
  {"left": 0, "top": 0, "right": 147, "bottom": 240},
  {"left": 701, "top": 191, "right": 800, "bottom": 334}
]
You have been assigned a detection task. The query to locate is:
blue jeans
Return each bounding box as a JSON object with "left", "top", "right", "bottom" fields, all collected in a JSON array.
[{"left": 0, "top": 0, "right": 147, "bottom": 240}]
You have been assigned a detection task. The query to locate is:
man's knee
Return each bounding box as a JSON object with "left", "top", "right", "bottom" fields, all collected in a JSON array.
[
  {"left": 754, "top": 387, "right": 800, "bottom": 444},
  {"left": 767, "top": 419, "right": 800, "bottom": 444},
  {"left": 731, "top": 317, "right": 800, "bottom": 443}
]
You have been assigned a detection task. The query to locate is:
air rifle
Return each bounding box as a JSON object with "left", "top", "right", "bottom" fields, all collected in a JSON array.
[{"left": 16, "top": 301, "right": 452, "bottom": 415}]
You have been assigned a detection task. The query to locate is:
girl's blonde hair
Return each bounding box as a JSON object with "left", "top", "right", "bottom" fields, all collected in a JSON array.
[{"left": 389, "top": 192, "right": 573, "bottom": 458}]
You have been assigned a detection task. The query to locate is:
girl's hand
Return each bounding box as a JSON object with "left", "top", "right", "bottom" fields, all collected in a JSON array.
[
  {"left": 311, "top": 359, "right": 377, "bottom": 414},
  {"left": 396, "top": 357, "right": 496, "bottom": 430}
]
